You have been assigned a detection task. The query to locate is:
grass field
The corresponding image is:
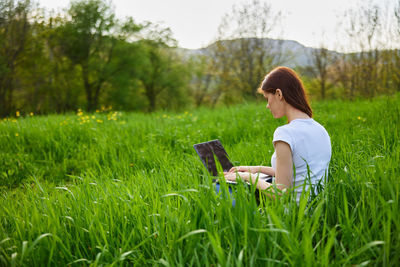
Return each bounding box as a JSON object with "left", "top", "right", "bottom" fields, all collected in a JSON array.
[{"left": 0, "top": 95, "right": 399, "bottom": 266}]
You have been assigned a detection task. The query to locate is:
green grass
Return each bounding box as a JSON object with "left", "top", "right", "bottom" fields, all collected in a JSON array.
[{"left": 0, "top": 95, "right": 399, "bottom": 266}]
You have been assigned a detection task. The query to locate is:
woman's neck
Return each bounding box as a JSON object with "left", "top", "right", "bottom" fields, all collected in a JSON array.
[{"left": 285, "top": 105, "right": 310, "bottom": 123}]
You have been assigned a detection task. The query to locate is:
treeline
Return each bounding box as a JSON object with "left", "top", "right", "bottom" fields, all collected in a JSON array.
[
  {"left": 0, "top": 0, "right": 192, "bottom": 116},
  {"left": 1, "top": 0, "right": 400, "bottom": 116},
  {"left": 300, "top": 1, "right": 400, "bottom": 100}
]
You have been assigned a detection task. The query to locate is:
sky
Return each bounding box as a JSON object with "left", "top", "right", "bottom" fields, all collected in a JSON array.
[{"left": 37, "top": 0, "right": 395, "bottom": 51}]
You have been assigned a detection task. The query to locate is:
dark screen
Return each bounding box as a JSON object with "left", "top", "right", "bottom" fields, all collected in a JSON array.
[
  {"left": 193, "top": 140, "right": 234, "bottom": 176},
  {"left": 208, "top": 140, "right": 234, "bottom": 172}
]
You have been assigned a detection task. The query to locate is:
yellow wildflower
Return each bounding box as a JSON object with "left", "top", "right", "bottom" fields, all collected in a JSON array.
[
  {"left": 29, "top": 112, "right": 34, "bottom": 116},
  {"left": 15, "top": 133, "right": 19, "bottom": 137},
  {"left": 16, "top": 111, "right": 20, "bottom": 117}
]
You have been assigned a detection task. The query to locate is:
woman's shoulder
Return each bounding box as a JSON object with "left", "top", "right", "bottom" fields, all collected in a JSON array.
[
  {"left": 273, "top": 123, "right": 292, "bottom": 137},
  {"left": 274, "top": 118, "right": 330, "bottom": 139},
  {"left": 273, "top": 124, "right": 295, "bottom": 146},
  {"left": 289, "top": 118, "right": 327, "bottom": 131},
  {"left": 274, "top": 119, "right": 311, "bottom": 134}
]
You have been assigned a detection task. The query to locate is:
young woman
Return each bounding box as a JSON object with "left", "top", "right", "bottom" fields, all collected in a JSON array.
[{"left": 224, "top": 66, "right": 331, "bottom": 201}]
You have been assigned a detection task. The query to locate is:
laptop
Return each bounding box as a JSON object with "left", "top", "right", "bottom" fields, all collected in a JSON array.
[{"left": 193, "top": 139, "right": 272, "bottom": 184}]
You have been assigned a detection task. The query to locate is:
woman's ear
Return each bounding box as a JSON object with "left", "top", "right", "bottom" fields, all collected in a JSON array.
[{"left": 276, "top": 89, "right": 283, "bottom": 100}]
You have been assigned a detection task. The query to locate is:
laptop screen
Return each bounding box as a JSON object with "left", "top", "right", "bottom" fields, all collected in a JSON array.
[{"left": 193, "top": 140, "right": 234, "bottom": 176}]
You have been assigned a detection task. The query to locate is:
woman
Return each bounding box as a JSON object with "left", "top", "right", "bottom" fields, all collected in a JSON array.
[{"left": 224, "top": 66, "right": 331, "bottom": 201}]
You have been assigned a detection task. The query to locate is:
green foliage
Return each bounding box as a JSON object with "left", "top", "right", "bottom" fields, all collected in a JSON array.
[
  {"left": 137, "top": 40, "right": 192, "bottom": 112},
  {"left": 0, "top": 0, "right": 194, "bottom": 116},
  {"left": 0, "top": 0, "right": 31, "bottom": 116},
  {"left": 56, "top": 0, "right": 141, "bottom": 111},
  {"left": 15, "top": 12, "right": 85, "bottom": 113},
  {"left": 0, "top": 95, "right": 399, "bottom": 265},
  {"left": 104, "top": 40, "right": 146, "bottom": 111}
]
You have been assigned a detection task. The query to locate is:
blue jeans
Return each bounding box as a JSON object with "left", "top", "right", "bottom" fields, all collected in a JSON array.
[
  {"left": 214, "top": 183, "right": 236, "bottom": 206},
  {"left": 214, "top": 177, "right": 273, "bottom": 206}
]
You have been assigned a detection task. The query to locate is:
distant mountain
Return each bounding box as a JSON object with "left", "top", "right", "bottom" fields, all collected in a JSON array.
[{"left": 178, "top": 38, "right": 340, "bottom": 68}]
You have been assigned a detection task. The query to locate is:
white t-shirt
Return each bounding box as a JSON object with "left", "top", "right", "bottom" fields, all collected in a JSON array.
[{"left": 271, "top": 118, "right": 331, "bottom": 201}]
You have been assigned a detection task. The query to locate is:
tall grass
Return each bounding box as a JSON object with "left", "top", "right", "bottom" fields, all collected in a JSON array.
[{"left": 0, "top": 95, "right": 399, "bottom": 266}]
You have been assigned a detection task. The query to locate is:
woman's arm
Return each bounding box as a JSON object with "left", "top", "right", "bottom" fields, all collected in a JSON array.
[
  {"left": 272, "top": 141, "right": 293, "bottom": 189},
  {"left": 224, "top": 141, "right": 293, "bottom": 194},
  {"left": 228, "top": 166, "right": 275, "bottom": 176}
]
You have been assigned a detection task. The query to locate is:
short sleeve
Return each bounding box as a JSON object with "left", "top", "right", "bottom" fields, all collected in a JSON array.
[{"left": 273, "top": 126, "right": 294, "bottom": 151}]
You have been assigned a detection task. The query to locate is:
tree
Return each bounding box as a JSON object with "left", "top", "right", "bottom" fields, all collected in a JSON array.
[
  {"left": 56, "top": 0, "right": 141, "bottom": 111},
  {"left": 138, "top": 40, "right": 190, "bottom": 112},
  {"left": 9, "top": 10, "right": 85, "bottom": 114},
  {"left": 341, "top": 2, "right": 381, "bottom": 98},
  {"left": 392, "top": 0, "right": 400, "bottom": 92},
  {"left": 135, "top": 24, "right": 191, "bottom": 112},
  {"left": 0, "top": 0, "right": 30, "bottom": 116},
  {"left": 304, "top": 43, "right": 336, "bottom": 99},
  {"left": 188, "top": 54, "right": 214, "bottom": 107},
  {"left": 104, "top": 40, "right": 145, "bottom": 111},
  {"left": 209, "top": 0, "right": 285, "bottom": 104}
]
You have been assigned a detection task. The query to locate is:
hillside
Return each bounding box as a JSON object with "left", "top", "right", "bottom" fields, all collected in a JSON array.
[{"left": 180, "top": 38, "right": 340, "bottom": 68}]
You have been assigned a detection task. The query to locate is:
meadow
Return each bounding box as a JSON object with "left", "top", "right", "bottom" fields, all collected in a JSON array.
[{"left": 0, "top": 95, "right": 399, "bottom": 266}]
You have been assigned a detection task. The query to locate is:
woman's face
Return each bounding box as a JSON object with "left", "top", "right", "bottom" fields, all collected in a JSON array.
[{"left": 263, "top": 91, "right": 285, "bottom": 118}]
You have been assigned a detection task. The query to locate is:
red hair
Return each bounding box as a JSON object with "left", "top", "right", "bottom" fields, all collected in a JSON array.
[{"left": 258, "top": 66, "right": 312, "bottom": 117}]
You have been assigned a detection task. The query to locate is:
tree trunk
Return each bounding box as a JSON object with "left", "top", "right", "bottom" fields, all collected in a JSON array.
[
  {"left": 0, "top": 75, "right": 14, "bottom": 117},
  {"left": 145, "top": 84, "right": 156, "bottom": 112},
  {"left": 82, "top": 64, "right": 95, "bottom": 111}
]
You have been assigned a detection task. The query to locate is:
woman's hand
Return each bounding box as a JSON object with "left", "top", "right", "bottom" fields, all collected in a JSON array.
[
  {"left": 223, "top": 172, "right": 239, "bottom": 181},
  {"left": 229, "top": 166, "right": 275, "bottom": 176},
  {"left": 228, "top": 166, "right": 255, "bottom": 173},
  {"left": 223, "top": 171, "right": 252, "bottom": 182}
]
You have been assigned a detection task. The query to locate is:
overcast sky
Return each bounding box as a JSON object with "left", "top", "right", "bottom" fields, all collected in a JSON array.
[{"left": 37, "top": 0, "right": 394, "bottom": 51}]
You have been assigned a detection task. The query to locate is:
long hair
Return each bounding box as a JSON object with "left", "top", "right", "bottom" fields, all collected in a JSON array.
[{"left": 258, "top": 66, "right": 312, "bottom": 117}]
